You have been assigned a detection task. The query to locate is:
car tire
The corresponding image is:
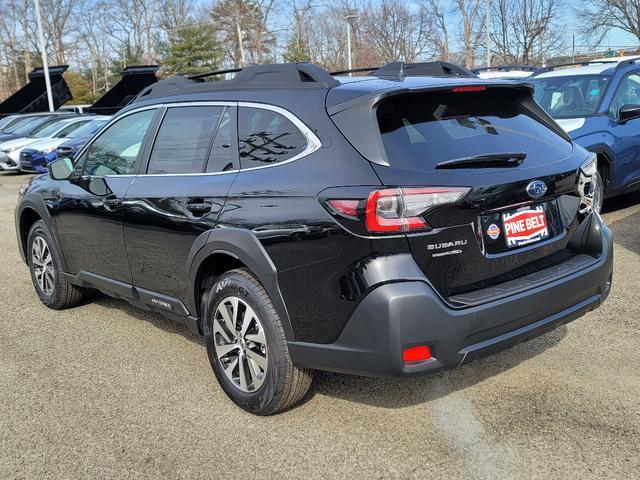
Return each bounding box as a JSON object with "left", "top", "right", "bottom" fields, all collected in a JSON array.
[
  {"left": 203, "top": 268, "right": 313, "bottom": 415},
  {"left": 27, "top": 220, "right": 85, "bottom": 309}
]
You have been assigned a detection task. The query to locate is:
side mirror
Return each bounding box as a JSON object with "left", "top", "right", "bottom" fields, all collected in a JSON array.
[
  {"left": 49, "top": 157, "right": 74, "bottom": 180},
  {"left": 618, "top": 104, "right": 640, "bottom": 124}
]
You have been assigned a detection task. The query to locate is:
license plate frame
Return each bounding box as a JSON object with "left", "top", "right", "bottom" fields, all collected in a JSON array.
[{"left": 502, "top": 205, "right": 549, "bottom": 248}]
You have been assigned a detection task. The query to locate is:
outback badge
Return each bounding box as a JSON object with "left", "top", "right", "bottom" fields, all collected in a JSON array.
[{"left": 526, "top": 180, "right": 547, "bottom": 199}]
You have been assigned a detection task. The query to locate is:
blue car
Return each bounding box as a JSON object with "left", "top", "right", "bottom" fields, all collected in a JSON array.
[
  {"left": 528, "top": 57, "right": 640, "bottom": 208},
  {"left": 55, "top": 116, "right": 110, "bottom": 159},
  {"left": 19, "top": 148, "right": 56, "bottom": 173}
]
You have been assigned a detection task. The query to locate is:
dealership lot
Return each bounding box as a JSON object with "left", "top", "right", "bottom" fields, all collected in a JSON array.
[{"left": 1, "top": 171, "right": 639, "bottom": 479}]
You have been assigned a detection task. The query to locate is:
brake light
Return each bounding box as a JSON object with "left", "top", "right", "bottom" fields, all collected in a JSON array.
[
  {"left": 452, "top": 85, "right": 487, "bottom": 93},
  {"left": 365, "top": 187, "right": 469, "bottom": 233},
  {"left": 403, "top": 345, "right": 431, "bottom": 364}
]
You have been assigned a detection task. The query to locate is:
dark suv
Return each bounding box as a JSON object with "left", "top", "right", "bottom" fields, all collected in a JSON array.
[{"left": 15, "top": 62, "right": 613, "bottom": 415}]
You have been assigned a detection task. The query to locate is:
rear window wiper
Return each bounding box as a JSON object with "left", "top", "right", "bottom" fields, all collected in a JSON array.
[{"left": 435, "top": 152, "right": 526, "bottom": 169}]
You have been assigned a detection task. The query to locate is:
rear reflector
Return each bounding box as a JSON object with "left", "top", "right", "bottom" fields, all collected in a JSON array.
[
  {"left": 452, "top": 85, "right": 487, "bottom": 93},
  {"left": 327, "top": 199, "right": 360, "bottom": 218},
  {"left": 403, "top": 346, "right": 431, "bottom": 364}
]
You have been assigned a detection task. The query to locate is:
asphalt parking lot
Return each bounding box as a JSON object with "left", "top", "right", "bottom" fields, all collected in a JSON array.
[{"left": 1, "top": 171, "right": 639, "bottom": 479}]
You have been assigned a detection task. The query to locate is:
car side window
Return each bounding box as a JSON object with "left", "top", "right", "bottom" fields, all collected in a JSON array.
[
  {"left": 238, "top": 107, "right": 308, "bottom": 169},
  {"left": 609, "top": 73, "right": 640, "bottom": 119},
  {"left": 147, "top": 106, "right": 223, "bottom": 174},
  {"left": 83, "top": 109, "right": 156, "bottom": 176},
  {"left": 206, "top": 107, "right": 236, "bottom": 173}
]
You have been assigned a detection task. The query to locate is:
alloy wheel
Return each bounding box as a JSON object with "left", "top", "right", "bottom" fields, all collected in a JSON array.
[
  {"left": 31, "top": 235, "right": 55, "bottom": 297},
  {"left": 213, "top": 296, "right": 268, "bottom": 392}
]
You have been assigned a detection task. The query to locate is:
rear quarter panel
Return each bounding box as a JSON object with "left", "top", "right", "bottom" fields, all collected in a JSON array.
[{"left": 217, "top": 91, "right": 386, "bottom": 343}]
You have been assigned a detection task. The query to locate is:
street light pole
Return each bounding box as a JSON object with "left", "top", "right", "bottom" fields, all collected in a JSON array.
[
  {"left": 343, "top": 14, "right": 357, "bottom": 76},
  {"left": 33, "top": 0, "right": 54, "bottom": 112}
]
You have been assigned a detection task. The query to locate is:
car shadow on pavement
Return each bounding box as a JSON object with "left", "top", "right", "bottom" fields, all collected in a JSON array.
[
  {"left": 608, "top": 211, "right": 640, "bottom": 256},
  {"left": 90, "top": 290, "right": 567, "bottom": 410},
  {"left": 91, "top": 293, "right": 204, "bottom": 345},
  {"left": 602, "top": 190, "right": 640, "bottom": 214},
  {"left": 309, "top": 325, "right": 567, "bottom": 409}
]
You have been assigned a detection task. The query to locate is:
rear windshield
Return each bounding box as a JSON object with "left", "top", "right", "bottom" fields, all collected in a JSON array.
[
  {"left": 376, "top": 90, "right": 572, "bottom": 171},
  {"left": 528, "top": 74, "right": 610, "bottom": 118}
]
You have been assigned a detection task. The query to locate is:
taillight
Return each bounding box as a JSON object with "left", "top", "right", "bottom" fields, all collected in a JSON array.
[{"left": 364, "top": 187, "right": 469, "bottom": 233}]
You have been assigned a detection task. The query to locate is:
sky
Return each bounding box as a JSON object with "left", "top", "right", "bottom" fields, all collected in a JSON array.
[
  {"left": 553, "top": 0, "right": 640, "bottom": 52},
  {"left": 596, "top": 29, "right": 638, "bottom": 49}
]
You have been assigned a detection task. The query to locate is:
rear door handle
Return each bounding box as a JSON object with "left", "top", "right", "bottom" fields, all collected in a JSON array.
[{"left": 186, "top": 198, "right": 212, "bottom": 214}]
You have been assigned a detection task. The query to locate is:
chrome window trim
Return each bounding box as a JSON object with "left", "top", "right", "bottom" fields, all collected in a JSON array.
[
  {"left": 108, "top": 101, "right": 321, "bottom": 177},
  {"left": 236, "top": 101, "right": 322, "bottom": 172},
  {"left": 85, "top": 101, "right": 322, "bottom": 178}
]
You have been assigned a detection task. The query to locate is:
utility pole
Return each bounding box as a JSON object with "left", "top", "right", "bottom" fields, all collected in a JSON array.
[
  {"left": 343, "top": 14, "right": 357, "bottom": 75},
  {"left": 485, "top": 0, "right": 491, "bottom": 67},
  {"left": 33, "top": 0, "right": 54, "bottom": 112}
]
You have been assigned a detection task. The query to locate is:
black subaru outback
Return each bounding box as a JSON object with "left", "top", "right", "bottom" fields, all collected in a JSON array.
[{"left": 15, "top": 62, "right": 613, "bottom": 414}]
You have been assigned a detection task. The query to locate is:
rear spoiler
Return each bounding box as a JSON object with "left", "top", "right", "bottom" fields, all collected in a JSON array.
[
  {"left": 327, "top": 81, "right": 533, "bottom": 116},
  {"left": 328, "top": 83, "right": 569, "bottom": 168}
]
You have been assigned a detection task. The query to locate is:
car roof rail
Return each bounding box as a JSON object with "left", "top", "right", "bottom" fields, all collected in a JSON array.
[
  {"left": 472, "top": 65, "right": 538, "bottom": 73},
  {"left": 330, "top": 67, "right": 380, "bottom": 76},
  {"left": 188, "top": 62, "right": 340, "bottom": 87},
  {"left": 614, "top": 56, "right": 640, "bottom": 70},
  {"left": 187, "top": 67, "right": 243, "bottom": 79},
  {"left": 371, "top": 61, "right": 477, "bottom": 78},
  {"left": 134, "top": 62, "right": 340, "bottom": 102},
  {"left": 530, "top": 60, "right": 619, "bottom": 77}
]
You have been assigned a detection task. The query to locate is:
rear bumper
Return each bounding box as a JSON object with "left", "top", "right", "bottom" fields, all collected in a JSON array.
[{"left": 288, "top": 215, "right": 613, "bottom": 377}]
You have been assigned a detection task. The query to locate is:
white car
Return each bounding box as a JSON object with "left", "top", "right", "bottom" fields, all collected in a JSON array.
[
  {"left": 473, "top": 65, "right": 537, "bottom": 79},
  {"left": 58, "top": 104, "right": 92, "bottom": 114},
  {"left": 0, "top": 116, "right": 95, "bottom": 171}
]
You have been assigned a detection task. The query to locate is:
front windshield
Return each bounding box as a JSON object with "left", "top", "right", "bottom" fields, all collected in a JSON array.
[
  {"left": 68, "top": 119, "right": 109, "bottom": 139},
  {"left": 529, "top": 74, "right": 610, "bottom": 118}
]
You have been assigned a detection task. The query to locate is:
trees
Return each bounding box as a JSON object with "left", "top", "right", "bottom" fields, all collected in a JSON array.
[
  {"left": 161, "top": 23, "right": 223, "bottom": 75},
  {"left": 454, "top": 0, "right": 484, "bottom": 68},
  {"left": 582, "top": 0, "right": 640, "bottom": 42},
  {"left": 283, "top": 36, "right": 310, "bottom": 63},
  {"left": 284, "top": 0, "right": 312, "bottom": 62},
  {"left": 359, "top": 0, "right": 431, "bottom": 63},
  {"left": 210, "top": 0, "right": 275, "bottom": 66},
  {"left": 422, "top": 0, "right": 451, "bottom": 62},
  {"left": 0, "top": 0, "right": 573, "bottom": 102},
  {"left": 491, "top": 0, "right": 562, "bottom": 65}
]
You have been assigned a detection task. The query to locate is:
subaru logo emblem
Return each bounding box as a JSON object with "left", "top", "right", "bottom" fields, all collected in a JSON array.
[{"left": 526, "top": 180, "right": 547, "bottom": 199}]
